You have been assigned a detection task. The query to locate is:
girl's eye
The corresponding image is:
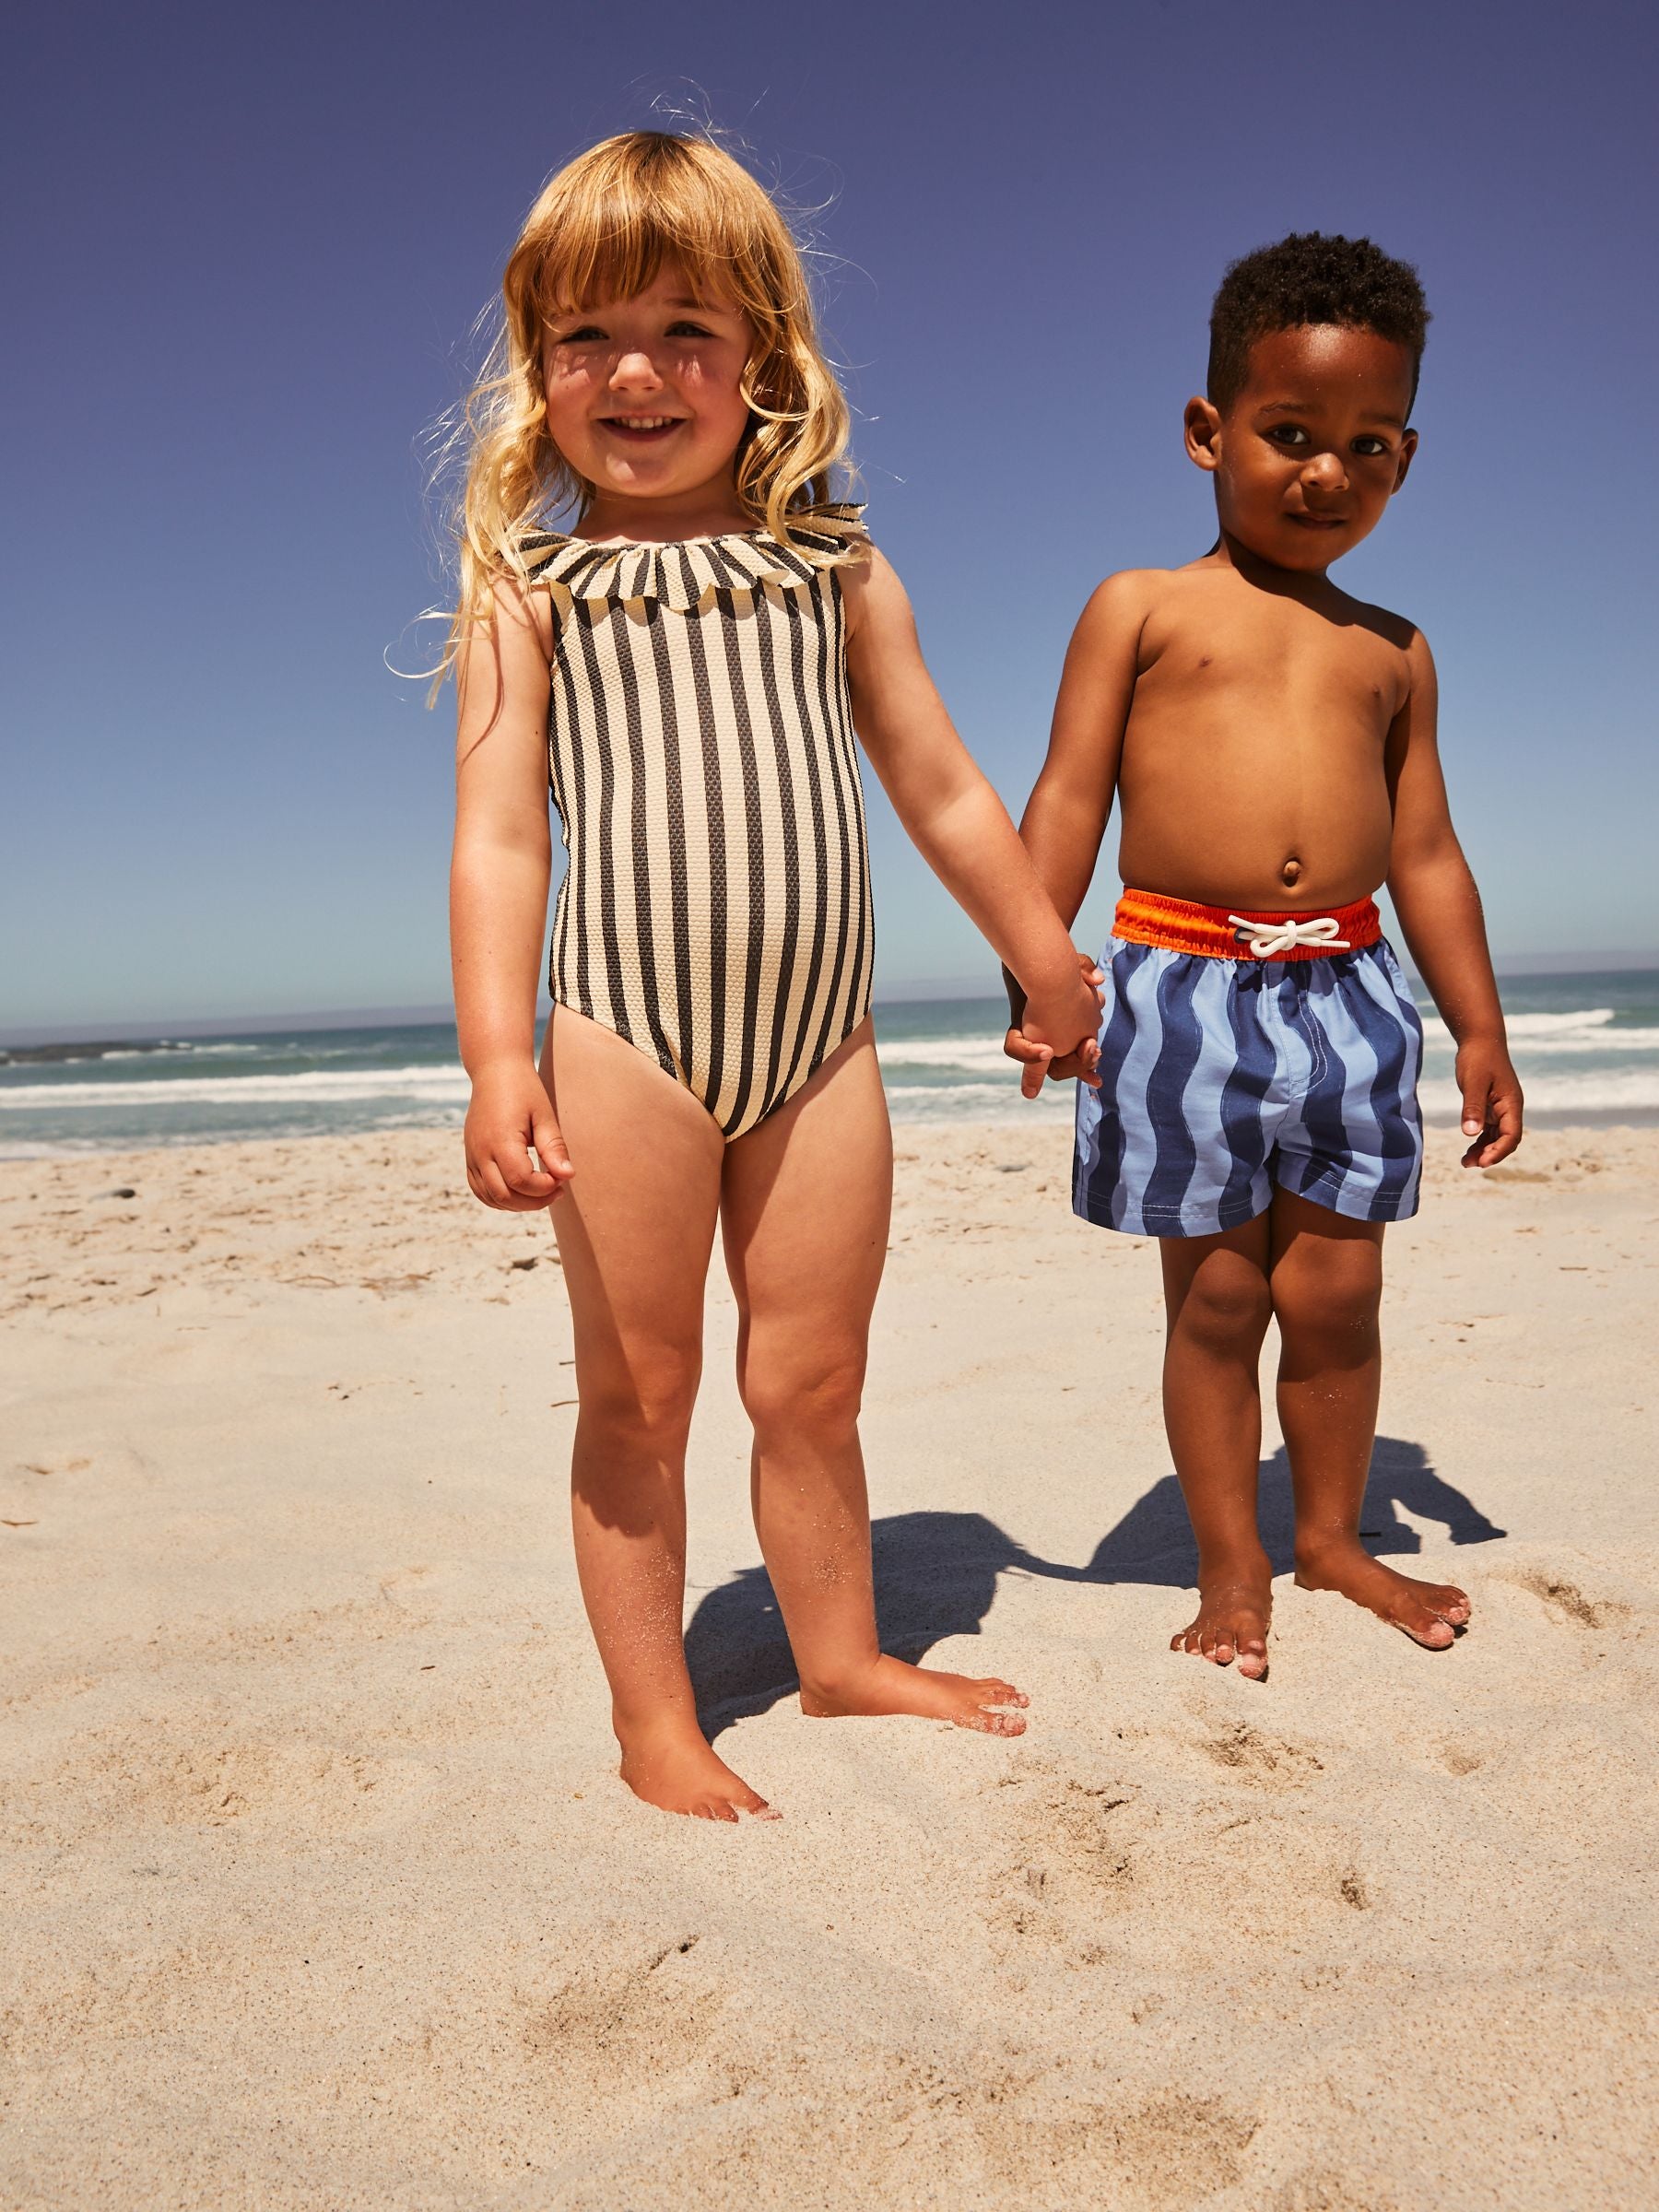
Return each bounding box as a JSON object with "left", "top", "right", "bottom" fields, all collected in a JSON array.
[
  {"left": 556, "top": 325, "right": 605, "bottom": 345},
  {"left": 665, "top": 320, "right": 714, "bottom": 338},
  {"left": 1266, "top": 424, "right": 1310, "bottom": 447}
]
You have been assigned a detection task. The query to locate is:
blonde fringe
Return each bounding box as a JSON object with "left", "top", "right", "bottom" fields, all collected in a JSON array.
[{"left": 428, "top": 131, "right": 858, "bottom": 697}]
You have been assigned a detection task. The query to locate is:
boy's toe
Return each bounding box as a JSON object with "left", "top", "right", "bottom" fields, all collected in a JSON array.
[{"left": 1396, "top": 1608, "right": 1456, "bottom": 1649}]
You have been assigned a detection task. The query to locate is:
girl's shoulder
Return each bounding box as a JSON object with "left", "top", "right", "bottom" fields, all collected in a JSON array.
[{"left": 518, "top": 505, "right": 868, "bottom": 614}]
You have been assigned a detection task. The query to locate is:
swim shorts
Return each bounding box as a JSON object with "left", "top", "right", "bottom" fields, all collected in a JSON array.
[{"left": 1073, "top": 890, "right": 1425, "bottom": 1238}]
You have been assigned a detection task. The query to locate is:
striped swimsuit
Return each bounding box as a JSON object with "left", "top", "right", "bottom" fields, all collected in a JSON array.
[{"left": 525, "top": 507, "right": 874, "bottom": 1140}]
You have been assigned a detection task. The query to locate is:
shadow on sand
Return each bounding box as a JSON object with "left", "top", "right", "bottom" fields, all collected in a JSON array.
[{"left": 685, "top": 1436, "right": 1506, "bottom": 1738}]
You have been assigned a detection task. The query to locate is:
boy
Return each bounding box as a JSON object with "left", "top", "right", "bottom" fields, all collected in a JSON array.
[{"left": 1006, "top": 233, "right": 1523, "bottom": 1677}]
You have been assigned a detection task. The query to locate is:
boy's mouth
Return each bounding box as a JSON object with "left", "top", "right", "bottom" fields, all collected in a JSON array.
[
  {"left": 598, "top": 415, "right": 686, "bottom": 441},
  {"left": 1288, "top": 511, "right": 1347, "bottom": 531}
]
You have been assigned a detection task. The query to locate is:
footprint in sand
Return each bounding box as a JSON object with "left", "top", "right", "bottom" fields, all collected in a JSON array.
[
  {"left": 1508, "top": 1570, "right": 1632, "bottom": 1632},
  {"left": 1194, "top": 1718, "right": 1324, "bottom": 1786},
  {"left": 979, "top": 2088, "right": 1258, "bottom": 2208},
  {"left": 1273, "top": 2169, "right": 1402, "bottom": 2212},
  {"left": 989, "top": 1773, "right": 1150, "bottom": 1943},
  {"left": 520, "top": 1932, "right": 722, "bottom": 2081}
]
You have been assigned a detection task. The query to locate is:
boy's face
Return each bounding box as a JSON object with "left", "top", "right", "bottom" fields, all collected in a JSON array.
[{"left": 1184, "top": 324, "right": 1418, "bottom": 571}]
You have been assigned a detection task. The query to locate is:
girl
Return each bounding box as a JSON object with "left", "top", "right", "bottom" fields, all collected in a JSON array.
[{"left": 445, "top": 131, "right": 1100, "bottom": 1820}]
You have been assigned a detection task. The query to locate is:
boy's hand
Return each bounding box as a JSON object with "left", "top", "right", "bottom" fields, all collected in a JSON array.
[
  {"left": 464, "top": 1062, "right": 574, "bottom": 1209},
  {"left": 1455, "top": 1041, "right": 1524, "bottom": 1168},
  {"left": 1006, "top": 951, "right": 1104, "bottom": 1099}
]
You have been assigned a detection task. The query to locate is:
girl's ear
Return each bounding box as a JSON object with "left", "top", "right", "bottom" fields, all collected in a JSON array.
[{"left": 1183, "top": 395, "right": 1222, "bottom": 472}]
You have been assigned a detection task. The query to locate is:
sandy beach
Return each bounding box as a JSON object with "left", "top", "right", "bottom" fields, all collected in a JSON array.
[{"left": 4, "top": 1114, "right": 1656, "bottom": 2209}]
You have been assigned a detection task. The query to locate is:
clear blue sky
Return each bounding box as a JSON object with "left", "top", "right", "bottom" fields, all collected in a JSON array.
[{"left": 5, "top": 0, "right": 1656, "bottom": 1029}]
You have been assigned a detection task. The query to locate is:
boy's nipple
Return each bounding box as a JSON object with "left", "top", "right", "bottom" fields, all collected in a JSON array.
[{"left": 1280, "top": 855, "right": 1302, "bottom": 889}]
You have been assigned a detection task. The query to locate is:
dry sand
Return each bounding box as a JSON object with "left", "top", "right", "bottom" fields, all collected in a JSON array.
[{"left": 3, "top": 1116, "right": 1657, "bottom": 2209}]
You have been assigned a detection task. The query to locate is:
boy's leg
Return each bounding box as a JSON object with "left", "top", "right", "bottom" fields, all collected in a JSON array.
[
  {"left": 720, "top": 1020, "right": 1027, "bottom": 1735},
  {"left": 1160, "top": 1218, "right": 1276, "bottom": 1677},
  {"left": 1268, "top": 1188, "right": 1470, "bottom": 1646},
  {"left": 544, "top": 1007, "right": 773, "bottom": 1821}
]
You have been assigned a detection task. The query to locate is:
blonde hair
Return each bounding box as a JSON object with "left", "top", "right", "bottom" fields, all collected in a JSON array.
[{"left": 436, "top": 131, "right": 856, "bottom": 678}]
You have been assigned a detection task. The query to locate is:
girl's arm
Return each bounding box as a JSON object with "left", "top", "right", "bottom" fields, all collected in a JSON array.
[
  {"left": 450, "top": 583, "right": 573, "bottom": 1208},
  {"left": 1384, "top": 630, "right": 1523, "bottom": 1167},
  {"left": 843, "top": 548, "right": 1101, "bottom": 1065}
]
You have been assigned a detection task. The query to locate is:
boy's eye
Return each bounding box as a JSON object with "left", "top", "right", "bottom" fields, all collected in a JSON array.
[
  {"left": 1352, "top": 436, "right": 1390, "bottom": 456},
  {"left": 1265, "top": 424, "right": 1310, "bottom": 447}
]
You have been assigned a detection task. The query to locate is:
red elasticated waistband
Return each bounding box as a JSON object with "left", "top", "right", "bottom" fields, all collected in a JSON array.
[{"left": 1113, "top": 888, "right": 1382, "bottom": 961}]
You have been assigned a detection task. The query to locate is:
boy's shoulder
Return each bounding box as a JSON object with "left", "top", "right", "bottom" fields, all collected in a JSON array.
[{"left": 1319, "top": 575, "right": 1429, "bottom": 658}]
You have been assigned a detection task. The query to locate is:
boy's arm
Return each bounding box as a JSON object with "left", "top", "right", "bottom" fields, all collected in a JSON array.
[
  {"left": 1384, "top": 631, "right": 1523, "bottom": 1167},
  {"left": 842, "top": 547, "right": 1100, "bottom": 1060},
  {"left": 450, "top": 582, "right": 571, "bottom": 1208},
  {"left": 1002, "top": 573, "right": 1144, "bottom": 1086}
]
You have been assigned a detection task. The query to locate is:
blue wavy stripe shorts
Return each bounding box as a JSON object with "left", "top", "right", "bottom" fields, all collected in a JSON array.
[{"left": 1073, "top": 936, "right": 1426, "bottom": 1238}]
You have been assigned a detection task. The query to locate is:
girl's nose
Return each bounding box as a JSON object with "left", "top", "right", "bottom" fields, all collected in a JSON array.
[{"left": 609, "top": 348, "right": 664, "bottom": 391}]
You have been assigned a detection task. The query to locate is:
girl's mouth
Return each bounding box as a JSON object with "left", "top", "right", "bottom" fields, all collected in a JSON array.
[{"left": 599, "top": 416, "right": 684, "bottom": 441}]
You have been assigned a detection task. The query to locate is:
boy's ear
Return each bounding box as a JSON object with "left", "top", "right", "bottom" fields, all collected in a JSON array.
[
  {"left": 1393, "top": 428, "right": 1419, "bottom": 492},
  {"left": 1183, "top": 395, "right": 1222, "bottom": 471}
]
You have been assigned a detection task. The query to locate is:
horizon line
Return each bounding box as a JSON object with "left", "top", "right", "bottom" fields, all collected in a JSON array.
[{"left": 3, "top": 948, "right": 1656, "bottom": 1050}]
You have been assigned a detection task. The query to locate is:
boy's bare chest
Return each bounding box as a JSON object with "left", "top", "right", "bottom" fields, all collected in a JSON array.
[{"left": 1135, "top": 601, "right": 1409, "bottom": 737}]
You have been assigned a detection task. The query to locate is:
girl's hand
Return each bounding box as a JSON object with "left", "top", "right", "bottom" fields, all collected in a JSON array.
[
  {"left": 464, "top": 1062, "right": 574, "bottom": 1209},
  {"left": 1456, "top": 1041, "right": 1524, "bottom": 1168},
  {"left": 1004, "top": 953, "right": 1103, "bottom": 1098}
]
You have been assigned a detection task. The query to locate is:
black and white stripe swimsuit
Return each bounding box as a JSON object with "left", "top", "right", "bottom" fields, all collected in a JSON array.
[{"left": 525, "top": 507, "right": 875, "bottom": 1140}]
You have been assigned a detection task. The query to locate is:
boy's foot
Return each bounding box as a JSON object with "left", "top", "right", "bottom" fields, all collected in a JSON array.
[
  {"left": 1171, "top": 1567, "right": 1273, "bottom": 1678},
  {"left": 799, "top": 1654, "right": 1029, "bottom": 1735},
  {"left": 1294, "top": 1539, "right": 1471, "bottom": 1648},
  {"left": 617, "top": 1724, "right": 779, "bottom": 1822}
]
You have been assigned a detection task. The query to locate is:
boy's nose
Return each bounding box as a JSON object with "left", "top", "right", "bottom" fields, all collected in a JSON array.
[{"left": 1303, "top": 451, "right": 1349, "bottom": 491}]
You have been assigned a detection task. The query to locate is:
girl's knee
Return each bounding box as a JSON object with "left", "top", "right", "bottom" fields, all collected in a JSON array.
[
  {"left": 740, "top": 1351, "right": 866, "bottom": 1451},
  {"left": 578, "top": 1344, "right": 702, "bottom": 1449}
]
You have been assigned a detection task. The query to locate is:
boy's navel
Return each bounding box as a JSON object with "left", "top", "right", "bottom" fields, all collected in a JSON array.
[{"left": 1280, "top": 856, "right": 1302, "bottom": 888}]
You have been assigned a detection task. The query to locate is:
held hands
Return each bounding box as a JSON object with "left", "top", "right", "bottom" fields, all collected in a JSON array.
[
  {"left": 1456, "top": 1040, "right": 1524, "bottom": 1168},
  {"left": 1004, "top": 951, "right": 1105, "bottom": 1101},
  {"left": 464, "top": 1061, "right": 575, "bottom": 1210}
]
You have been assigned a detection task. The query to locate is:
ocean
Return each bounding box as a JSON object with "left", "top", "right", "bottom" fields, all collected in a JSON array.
[{"left": 4, "top": 971, "right": 1658, "bottom": 1158}]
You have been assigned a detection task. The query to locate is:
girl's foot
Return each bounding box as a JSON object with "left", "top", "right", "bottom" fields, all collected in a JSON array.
[
  {"left": 799, "top": 1654, "right": 1029, "bottom": 1735},
  {"left": 616, "top": 1724, "right": 779, "bottom": 1822},
  {"left": 1171, "top": 1560, "right": 1273, "bottom": 1678},
  {"left": 1294, "top": 1537, "right": 1471, "bottom": 1648}
]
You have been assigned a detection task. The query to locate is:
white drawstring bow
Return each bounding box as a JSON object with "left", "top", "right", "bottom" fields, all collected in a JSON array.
[{"left": 1228, "top": 914, "right": 1351, "bottom": 959}]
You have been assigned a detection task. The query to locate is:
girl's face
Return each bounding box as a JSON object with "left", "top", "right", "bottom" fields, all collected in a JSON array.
[{"left": 541, "top": 261, "right": 755, "bottom": 523}]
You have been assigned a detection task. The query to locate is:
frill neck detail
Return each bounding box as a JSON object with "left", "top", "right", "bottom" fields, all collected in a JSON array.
[{"left": 520, "top": 504, "right": 865, "bottom": 610}]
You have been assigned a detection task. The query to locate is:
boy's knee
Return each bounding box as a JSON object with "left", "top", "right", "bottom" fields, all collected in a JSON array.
[
  {"left": 1274, "top": 1245, "right": 1382, "bottom": 1342},
  {"left": 1171, "top": 1258, "right": 1273, "bottom": 1351}
]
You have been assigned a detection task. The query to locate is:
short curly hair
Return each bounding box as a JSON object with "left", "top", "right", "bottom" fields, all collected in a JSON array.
[{"left": 1207, "top": 232, "right": 1430, "bottom": 416}]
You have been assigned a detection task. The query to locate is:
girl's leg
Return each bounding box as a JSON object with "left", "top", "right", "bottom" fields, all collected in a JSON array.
[
  {"left": 1159, "top": 1218, "right": 1276, "bottom": 1677},
  {"left": 1269, "top": 1189, "right": 1471, "bottom": 1647},
  {"left": 720, "top": 1021, "right": 1027, "bottom": 1735},
  {"left": 543, "top": 1007, "right": 772, "bottom": 1820}
]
